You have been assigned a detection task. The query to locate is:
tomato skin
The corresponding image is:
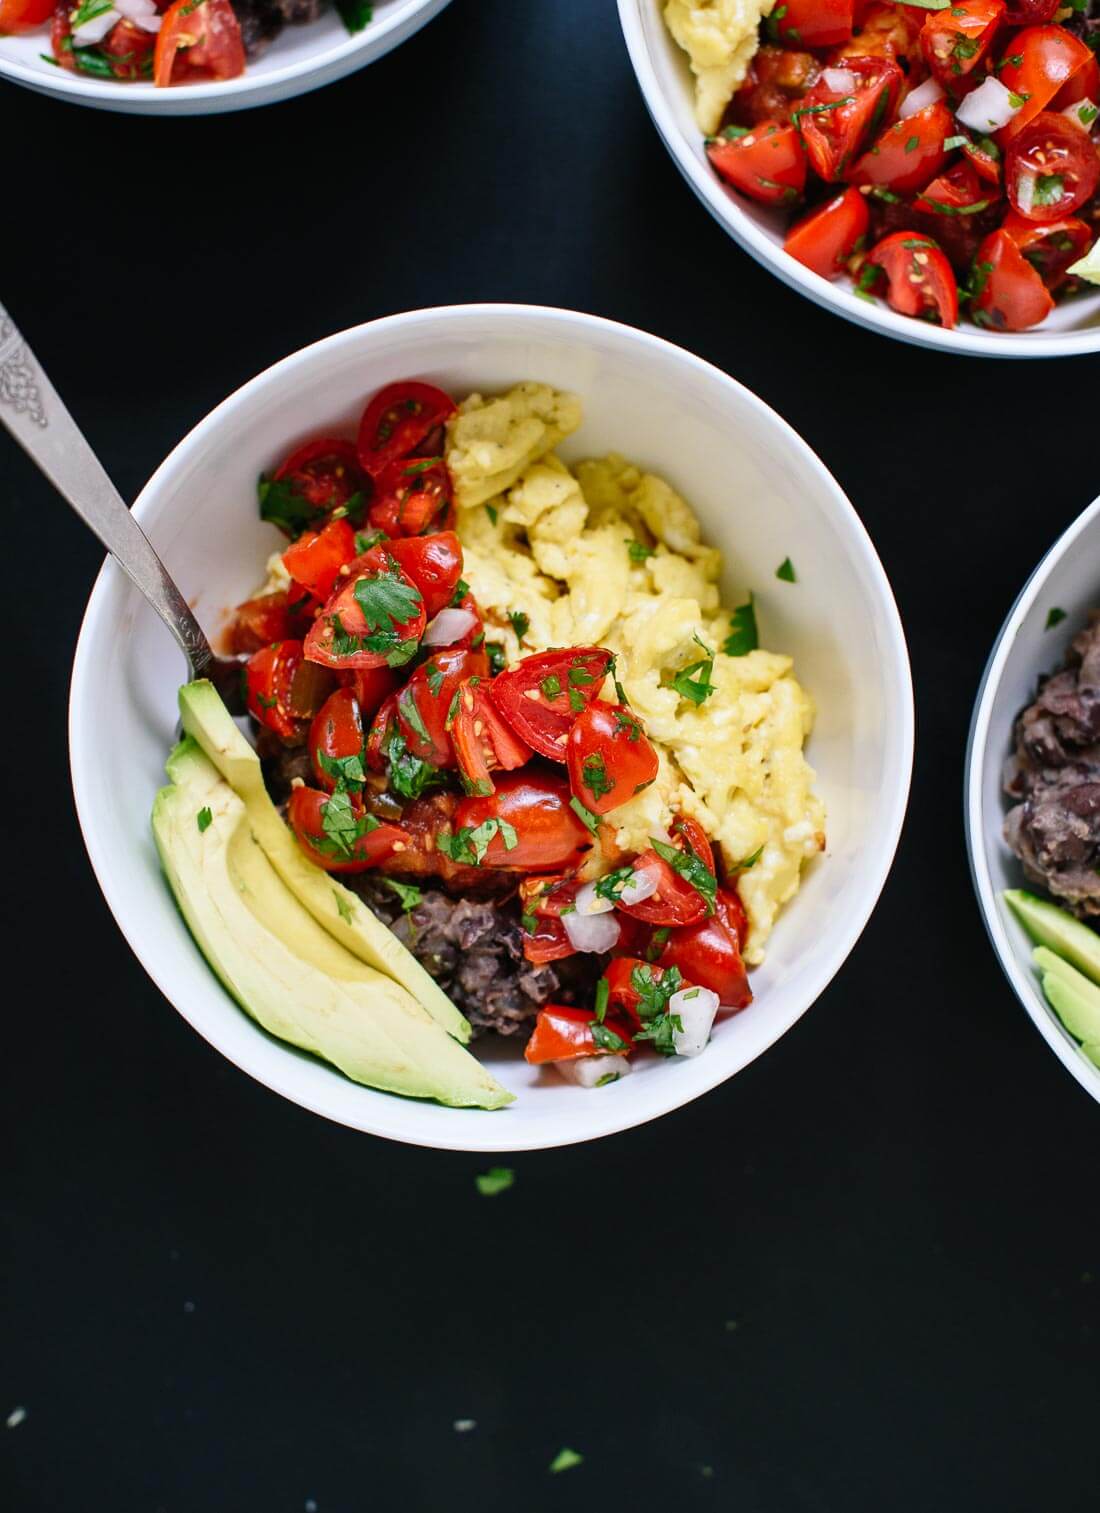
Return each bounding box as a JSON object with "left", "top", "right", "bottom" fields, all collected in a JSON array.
[
  {"left": 773, "top": 0, "right": 854, "bottom": 47},
  {"left": 154, "top": 0, "right": 244, "bottom": 87},
  {"left": 1001, "top": 210, "right": 1092, "bottom": 287},
  {"left": 268, "top": 439, "right": 365, "bottom": 535},
  {"left": 338, "top": 665, "right": 400, "bottom": 720},
  {"left": 0, "top": 0, "right": 53, "bottom": 29},
  {"left": 706, "top": 122, "right": 807, "bottom": 205},
  {"left": 521, "top": 916, "right": 578, "bottom": 965},
  {"left": 287, "top": 787, "right": 408, "bottom": 875},
  {"left": 970, "top": 226, "right": 1055, "bottom": 329},
  {"left": 1002, "top": 0, "right": 1058, "bottom": 21},
  {"left": 488, "top": 647, "right": 614, "bottom": 761},
  {"left": 367, "top": 458, "right": 454, "bottom": 538},
  {"left": 997, "top": 26, "right": 1097, "bottom": 142},
  {"left": 913, "top": 157, "right": 989, "bottom": 215},
  {"left": 963, "top": 135, "right": 1003, "bottom": 186},
  {"left": 524, "top": 1005, "right": 633, "bottom": 1064},
  {"left": 733, "top": 43, "right": 822, "bottom": 125},
  {"left": 357, "top": 383, "right": 457, "bottom": 480},
  {"left": 920, "top": 0, "right": 1005, "bottom": 89},
  {"left": 1005, "top": 111, "right": 1100, "bottom": 223},
  {"left": 795, "top": 56, "right": 905, "bottom": 182},
  {"left": 309, "top": 688, "right": 366, "bottom": 793},
  {"left": 383, "top": 531, "right": 463, "bottom": 621},
  {"left": 657, "top": 890, "right": 753, "bottom": 1010},
  {"left": 245, "top": 640, "right": 304, "bottom": 742},
  {"left": 566, "top": 701, "right": 659, "bottom": 816},
  {"left": 50, "top": 4, "right": 75, "bottom": 68},
  {"left": 282, "top": 518, "right": 357, "bottom": 605},
  {"left": 850, "top": 100, "right": 953, "bottom": 194},
  {"left": 450, "top": 769, "right": 591, "bottom": 870},
  {"left": 867, "top": 230, "right": 959, "bottom": 326},
  {"left": 618, "top": 816, "right": 716, "bottom": 929},
  {"left": 832, "top": 1, "right": 923, "bottom": 65},
  {"left": 228, "top": 592, "right": 293, "bottom": 655},
  {"left": 304, "top": 546, "right": 426, "bottom": 672},
  {"left": 395, "top": 647, "right": 487, "bottom": 768},
  {"left": 603, "top": 957, "right": 691, "bottom": 1031},
  {"left": 366, "top": 693, "right": 400, "bottom": 773},
  {"left": 784, "top": 186, "right": 870, "bottom": 277},
  {"left": 452, "top": 678, "right": 533, "bottom": 795},
  {"left": 100, "top": 17, "right": 156, "bottom": 77}
]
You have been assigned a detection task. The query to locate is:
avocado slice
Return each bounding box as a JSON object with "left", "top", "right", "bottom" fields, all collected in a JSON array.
[
  {"left": 1068, "top": 236, "right": 1100, "bottom": 286},
  {"left": 1003, "top": 890, "right": 1100, "bottom": 988},
  {"left": 177, "top": 680, "right": 470, "bottom": 1045},
  {"left": 1033, "top": 946, "right": 1100, "bottom": 1044},
  {"left": 153, "top": 739, "right": 511, "bottom": 1109}
]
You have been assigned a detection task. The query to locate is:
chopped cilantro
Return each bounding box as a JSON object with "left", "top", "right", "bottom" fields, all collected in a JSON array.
[
  {"left": 398, "top": 684, "right": 432, "bottom": 746},
  {"left": 475, "top": 1167, "right": 514, "bottom": 1197},
  {"left": 508, "top": 610, "right": 530, "bottom": 640},
  {"left": 944, "top": 134, "right": 968, "bottom": 150},
  {"left": 733, "top": 845, "right": 764, "bottom": 870},
  {"left": 613, "top": 707, "right": 642, "bottom": 741},
  {"left": 317, "top": 749, "right": 367, "bottom": 791},
  {"left": 549, "top": 1449, "right": 583, "bottom": 1474},
  {"left": 569, "top": 797, "right": 600, "bottom": 835},
  {"left": 646, "top": 927, "right": 671, "bottom": 962},
  {"left": 904, "top": 135, "right": 921, "bottom": 154},
  {"left": 317, "top": 789, "right": 380, "bottom": 860},
  {"left": 353, "top": 559, "right": 423, "bottom": 641},
  {"left": 1045, "top": 607, "right": 1067, "bottom": 630},
  {"left": 568, "top": 666, "right": 595, "bottom": 686},
  {"left": 592, "top": 1023, "right": 629, "bottom": 1053},
  {"left": 1033, "top": 173, "right": 1065, "bottom": 207},
  {"left": 486, "top": 642, "right": 507, "bottom": 677},
  {"left": 437, "top": 817, "right": 518, "bottom": 866},
  {"left": 450, "top": 578, "right": 470, "bottom": 607},
  {"left": 776, "top": 557, "right": 797, "bottom": 583},
  {"left": 627, "top": 538, "right": 655, "bottom": 562},
  {"left": 723, "top": 594, "right": 758, "bottom": 656},
  {"left": 425, "top": 662, "right": 445, "bottom": 698},
  {"left": 386, "top": 728, "right": 445, "bottom": 801},
  {"left": 333, "top": 889, "right": 354, "bottom": 924},
  {"left": 594, "top": 867, "right": 635, "bottom": 904},
  {"left": 257, "top": 474, "right": 324, "bottom": 537},
  {"left": 582, "top": 752, "right": 614, "bottom": 801},
  {"left": 485, "top": 504, "right": 499, "bottom": 527},
  {"left": 540, "top": 673, "right": 562, "bottom": 699},
  {"left": 568, "top": 687, "right": 586, "bottom": 713},
  {"left": 670, "top": 636, "right": 716, "bottom": 705},
  {"left": 628, "top": 962, "right": 684, "bottom": 1057},
  {"left": 593, "top": 977, "right": 610, "bottom": 1022},
  {"left": 380, "top": 877, "right": 422, "bottom": 913},
  {"left": 651, "top": 835, "right": 717, "bottom": 915},
  {"left": 196, "top": 807, "right": 213, "bottom": 833}
]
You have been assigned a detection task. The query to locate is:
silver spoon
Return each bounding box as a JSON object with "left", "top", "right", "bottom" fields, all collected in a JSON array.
[{"left": 0, "top": 299, "right": 246, "bottom": 711}]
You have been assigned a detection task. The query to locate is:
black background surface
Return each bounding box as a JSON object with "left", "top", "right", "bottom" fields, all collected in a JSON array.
[{"left": 3, "top": 2, "right": 1100, "bottom": 1509}]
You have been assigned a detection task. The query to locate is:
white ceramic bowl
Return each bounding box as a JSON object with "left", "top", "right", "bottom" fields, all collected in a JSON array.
[
  {"left": 70, "top": 303, "right": 914, "bottom": 1149},
  {"left": 617, "top": 0, "right": 1100, "bottom": 358},
  {"left": 967, "top": 496, "right": 1100, "bottom": 1105},
  {"left": 0, "top": 0, "right": 449, "bottom": 113}
]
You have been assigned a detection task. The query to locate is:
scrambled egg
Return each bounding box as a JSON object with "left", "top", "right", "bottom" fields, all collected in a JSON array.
[
  {"left": 664, "top": 0, "right": 773, "bottom": 135},
  {"left": 446, "top": 385, "right": 825, "bottom": 965}
]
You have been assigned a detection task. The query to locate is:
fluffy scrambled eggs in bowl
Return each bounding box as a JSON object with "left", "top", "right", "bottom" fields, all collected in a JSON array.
[{"left": 71, "top": 304, "right": 912, "bottom": 1150}]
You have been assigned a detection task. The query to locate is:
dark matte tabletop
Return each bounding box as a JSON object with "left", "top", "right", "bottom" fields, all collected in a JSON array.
[{"left": 4, "top": 2, "right": 1099, "bottom": 1510}]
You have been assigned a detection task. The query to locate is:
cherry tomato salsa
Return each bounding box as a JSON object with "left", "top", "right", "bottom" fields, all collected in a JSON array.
[
  {"left": 227, "top": 380, "right": 755, "bottom": 1080},
  {"left": 707, "top": 5, "right": 1100, "bottom": 331}
]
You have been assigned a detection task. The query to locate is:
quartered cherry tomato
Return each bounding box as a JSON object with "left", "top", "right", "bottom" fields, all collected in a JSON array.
[
  {"left": 0, "top": 0, "right": 52, "bottom": 29},
  {"left": 706, "top": 122, "right": 807, "bottom": 205},
  {"left": 733, "top": 43, "right": 822, "bottom": 125},
  {"left": 970, "top": 226, "right": 1056, "bottom": 328},
  {"left": 603, "top": 957, "right": 689, "bottom": 1032},
  {"left": 921, "top": 0, "right": 1005, "bottom": 89},
  {"left": 913, "top": 157, "right": 990, "bottom": 215},
  {"left": 795, "top": 56, "right": 904, "bottom": 181},
  {"left": 365, "top": 692, "right": 400, "bottom": 773},
  {"left": 963, "top": 134, "right": 1003, "bottom": 186},
  {"left": 772, "top": 0, "right": 854, "bottom": 47},
  {"left": 309, "top": 688, "right": 367, "bottom": 794},
  {"left": 367, "top": 457, "right": 454, "bottom": 537},
  {"left": 657, "top": 889, "right": 753, "bottom": 1010},
  {"left": 517, "top": 878, "right": 583, "bottom": 963},
  {"left": 525, "top": 1005, "right": 633, "bottom": 1064},
  {"left": 356, "top": 382, "right": 457, "bottom": 480},
  {"left": 154, "top": 0, "right": 244, "bottom": 87},
  {"left": 245, "top": 640, "right": 304, "bottom": 741},
  {"left": 384, "top": 531, "right": 463, "bottom": 621},
  {"left": 784, "top": 185, "right": 870, "bottom": 277},
  {"left": 487, "top": 647, "right": 614, "bottom": 761},
  {"left": 282, "top": 517, "right": 357, "bottom": 605},
  {"left": 832, "top": 1, "right": 923, "bottom": 65},
  {"left": 304, "top": 546, "right": 426, "bottom": 672},
  {"left": 1001, "top": 210, "right": 1093, "bottom": 287},
  {"left": 452, "top": 678, "right": 533, "bottom": 795},
  {"left": 867, "top": 230, "right": 959, "bottom": 326},
  {"left": 449, "top": 769, "right": 591, "bottom": 870},
  {"left": 100, "top": 18, "right": 156, "bottom": 78},
  {"left": 49, "top": 4, "right": 76, "bottom": 68},
  {"left": 618, "top": 815, "right": 717, "bottom": 929},
  {"left": 287, "top": 787, "right": 408, "bottom": 874},
  {"left": 395, "top": 647, "right": 488, "bottom": 768},
  {"left": 566, "top": 701, "right": 659, "bottom": 816},
  {"left": 850, "top": 101, "right": 953, "bottom": 195},
  {"left": 266, "top": 438, "right": 365, "bottom": 536},
  {"left": 1005, "top": 111, "right": 1100, "bottom": 222},
  {"left": 521, "top": 916, "right": 577, "bottom": 965},
  {"left": 337, "top": 665, "right": 400, "bottom": 720},
  {"left": 996, "top": 26, "right": 1098, "bottom": 142},
  {"left": 228, "top": 592, "right": 294, "bottom": 655}
]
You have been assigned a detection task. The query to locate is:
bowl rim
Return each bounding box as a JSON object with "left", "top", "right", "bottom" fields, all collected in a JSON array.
[
  {"left": 616, "top": 0, "right": 1100, "bottom": 360},
  {"left": 68, "top": 302, "right": 916, "bottom": 1148},
  {"left": 964, "top": 491, "right": 1100, "bottom": 1105},
  {"left": 0, "top": 0, "right": 448, "bottom": 110}
]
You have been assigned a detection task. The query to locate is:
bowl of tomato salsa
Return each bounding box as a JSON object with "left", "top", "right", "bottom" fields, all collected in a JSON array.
[{"left": 69, "top": 304, "right": 913, "bottom": 1149}]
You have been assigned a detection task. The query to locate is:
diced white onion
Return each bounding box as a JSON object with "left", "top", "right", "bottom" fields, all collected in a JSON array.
[
  {"left": 619, "top": 864, "right": 660, "bottom": 906},
  {"left": 554, "top": 1054, "right": 633, "bottom": 1088},
  {"left": 574, "top": 880, "right": 615, "bottom": 917},
  {"left": 822, "top": 66, "right": 856, "bottom": 94},
  {"left": 71, "top": 5, "right": 117, "bottom": 42},
  {"left": 114, "top": 0, "right": 161, "bottom": 27},
  {"left": 956, "top": 77, "right": 1023, "bottom": 133},
  {"left": 899, "top": 77, "right": 945, "bottom": 119},
  {"left": 669, "top": 987, "right": 721, "bottom": 1058},
  {"left": 1062, "top": 98, "right": 1098, "bottom": 133},
  {"left": 1015, "top": 166, "right": 1035, "bottom": 215},
  {"left": 422, "top": 608, "right": 477, "bottom": 646},
  {"left": 563, "top": 908, "right": 621, "bottom": 954}
]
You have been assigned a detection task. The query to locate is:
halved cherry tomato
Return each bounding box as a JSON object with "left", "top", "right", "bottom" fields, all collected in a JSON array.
[
  {"left": 657, "top": 889, "right": 753, "bottom": 1010},
  {"left": 970, "top": 226, "right": 1055, "bottom": 328},
  {"left": 867, "top": 230, "right": 959, "bottom": 325},
  {"left": 524, "top": 1005, "right": 633, "bottom": 1064},
  {"left": 706, "top": 122, "right": 807, "bottom": 205},
  {"left": 245, "top": 640, "right": 304, "bottom": 741},
  {"left": 921, "top": 0, "right": 1004, "bottom": 90},
  {"left": 228, "top": 592, "right": 293, "bottom": 655},
  {"left": 154, "top": 0, "right": 244, "bottom": 87},
  {"left": 603, "top": 957, "right": 691, "bottom": 1032},
  {"left": 1002, "top": 0, "right": 1058, "bottom": 21},
  {"left": 304, "top": 546, "right": 426, "bottom": 672},
  {"left": 367, "top": 457, "right": 454, "bottom": 538},
  {"left": 338, "top": 665, "right": 400, "bottom": 720},
  {"left": 1005, "top": 111, "right": 1100, "bottom": 222},
  {"left": 518, "top": 873, "right": 582, "bottom": 919},
  {"left": 772, "top": 0, "right": 854, "bottom": 48},
  {"left": 1001, "top": 210, "right": 1093, "bottom": 287},
  {"left": 0, "top": 0, "right": 53, "bottom": 29},
  {"left": 913, "top": 157, "right": 991, "bottom": 214},
  {"left": 618, "top": 816, "right": 717, "bottom": 929},
  {"left": 997, "top": 26, "right": 1097, "bottom": 142},
  {"left": 850, "top": 100, "right": 953, "bottom": 194},
  {"left": 963, "top": 133, "right": 1003, "bottom": 186},
  {"left": 732, "top": 43, "right": 822, "bottom": 125},
  {"left": 449, "top": 769, "right": 591, "bottom": 871},
  {"left": 488, "top": 647, "right": 613, "bottom": 761},
  {"left": 357, "top": 382, "right": 457, "bottom": 480},
  {"left": 287, "top": 787, "right": 408, "bottom": 874},
  {"left": 49, "top": 3, "right": 75, "bottom": 68},
  {"left": 795, "top": 56, "right": 904, "bottom": 181},
  {"left": 309, "top": 688, "right": 367, "bottom": 794},
  {"left": 832, "top": 1, "right": 923, "bottom": 65},
  {"left": 384, "top": 531, "right": 463, "bottom": 621},
  {"left": 784, "top": 185, "right": 870, "bottom": 277},
  {"left": 366, "top": 693, "right": 400, "bottom": 773},
  {"left": 395, "top": 647, "right": 488, "bottom": 768},
  {"left": 100, "top": 17, "right": 156, "bottom": 78},
  {"left": 282, "top": 517, "right": 357, "bottom": 605},
  {"left": 267, "top": 438, "right": 365, "bottom": 536},
  {"left": 452, "top": 678, "right": 533, "bottom": 795},
  {"left": 566, "top": 701, "right": 659, "bottom": 816},
  {"left": 521, "top": 916, "right": 577, "bottom": 966}
]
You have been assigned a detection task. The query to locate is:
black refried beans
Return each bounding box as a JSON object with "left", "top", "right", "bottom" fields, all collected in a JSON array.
[{"left": 232, "top": 0, "right": 325, "bottom": 56}]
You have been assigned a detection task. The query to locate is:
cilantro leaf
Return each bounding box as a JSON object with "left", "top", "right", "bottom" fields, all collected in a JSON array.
[
  {"left": 732, "top": 845, "right": 764, "bottom": 871},
  {"left": 196, "top": 807, "right": 213, "bottom": 833},
  {"left": 595, "top": 866, "right": 635, "bottom": 904},
  {"left": 317, "top": 790, "right": 380, "bottom": 859},
  {"left": 776, "top": 557, "right": 797, "bottom": 583},
  {"left": 570, "top": 797, "right": 600, "bottom": 835},
  {"left": 257, "top": 474, "right": 324, "bottom": 537},
  {"left": 398, "top": 684, "right": 433, "bottom": 747},
  {"left": 581, "top": 752, "right": 614, "bottom": 801},
  {"left": 592, "top": 1023, "right": 629, "bottom": 1053},
  {"left": 1045, "top": 607, "right": 1067, "bottom": 630},
  {"left": 317, "top": 749, "right": 367, "bottom": 791},
  {"left": 549, "top": 1449, "right": 583, "bottom": 1474},
  {"left": 475, "top": 1167, "right": 514, "bottom": 1196},
  {"left": 353, "top": 560, "right": 423, "bottom": 637},
  {"left": 385, "top": 728, "right": 446, "bottom": 801},
  {"left": 333, "top": 889, "right": 354, "bottom": 924},
  {"left": 627, "top": 538, "right": 655, "bottom": 562},
  {"left": 723, "top": 594, "right": 758, "bottom": 656},
  {"left": 508, "top": 610, "right": 530, "bottom": 640},
  {"left": 651, "top": 835, "right": 716, "bottom": 915},
  {"left": 380, "top": 877, "right": 423, "bottom": 913}
]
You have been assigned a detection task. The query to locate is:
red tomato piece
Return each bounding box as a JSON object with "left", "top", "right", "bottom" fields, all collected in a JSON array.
[
  {"left": 732, "top": 43, "right": 823, "bottom": 125},
  {"left": 1001, "top": 210, "right": 1093, "bottom": 287},
  {"left": 832, "top": 1, "right": 924, "bottom": 66},
  {"left": 357, "top": 382, "right": 457, "bottom": 480},
  {"left": 521, "top": 916, "right": 578, "bottom": 966},
  {"left": 287, "top": 787, "right": 408, "bottom": 874},
  {"left": 383, "top": 531, "right": 463, "bottom": 621},
  {"left": 309, "top": 688, "right": 367, "bottom": 794},
  {"left": 245, "top": 640, "right": 304, "bottom": 741},
  {"left": 867, "top": 229, "right": 959, "bottom": 325},
  {"left": 850, "top": 100, "right": 954, "bottom": 194},
  {"left": 913, "top": 157, "right": 991, "bottom": 214},
  {"left": 267, "top": 438, "right": 365, "bottom": 537},
  {"left": 524, "top": 1005, "right": 633, "bottom": 1064},
  {"left": 1002, "top": 0, "right": 1058, "bottom": 21},
  {"left": 963, "top": 134, "right": 1003, "bottom": 186},
  {"left": 657, "top": 889, "right": 753, "bottom": 1010},
  {"left": 784, "top": 185, "right": 870, "bottom": 277},
  {"left": 518, "top": 873, "right": 583, "bottom": 919},
  {"left": 1005, "top": 111, "right": 1100, "bottom": 222},
  {"left": 487, "top": 647, "right": 614, "bottom": 761},
  {"left": 448, "top": 769, "right": 591, "bottom": 871},
  {"left": 997, "top": 26, "right": 1097, "bottom": 142},
  {"left": 281, "top": 518, "right": 357, "bottom": 605},
  {"left": 970, "top": 226, "right": 1056, "bottom": 328},
  {"left": 0, "top": 0, "right": 52, "bottom": 29},
  {"left": 452, "top": 679, "right": 533, "bottom": 796},
  {"left": 566, "top": 702, "right": 659, "bottom": 816},
  {"left": 617, "top": 816, "right": 717, "bottom": 929},
  {"left": 795, "top": 55, "right": 905, "bottom": 181},
  {"left": 706, "top": 121, "right": 808, "bottom": 205},
  {"left": 603, "top": 957, "right": 691, "bottom": 1031},
  {"left": 49, "top": 2, "right": 75, "bottom": 67},
  {"left": 338, "top": 665, "right": 401, "bottom": 720},
  {"left": 227, "top": 592, "right": 293, "bottom": 655},
  {"left": 772, "top": 0, "right": 854, "bottom": 48},
  {"left": 153, "top": 0, "right": 244, "bottom": 87},
  {"left": 920, "top": 0, "right": 1004, "bottom": 89},
  {"left": 365, "top": 693, "right": 400, "bottom": 773},
  {"left": 395, "top": 647, "right": 487, "bottom": 768},
  {"left": 100, "top": 18, "right": 156, "bottom": 78},
  {"left": 367, "top": 457, "right": 454, "bottom": 538},
  {"left": 304, "top": 546, "right": 426, "bottom": 672}
]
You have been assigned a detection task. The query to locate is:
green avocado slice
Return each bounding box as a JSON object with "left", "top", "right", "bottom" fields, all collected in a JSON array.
[
  {"left": 177, "top": 679, "right": 470, "bottom": 1046},
  {"left": 1034, "top": 947, "right": 1100, "bottom": 1046},
  {"left": 153, "top": 739, "right": 511, "bottom": 1110},
  {"left": 1003, "top": 890, "right": 1100, "bottom": 988}
]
